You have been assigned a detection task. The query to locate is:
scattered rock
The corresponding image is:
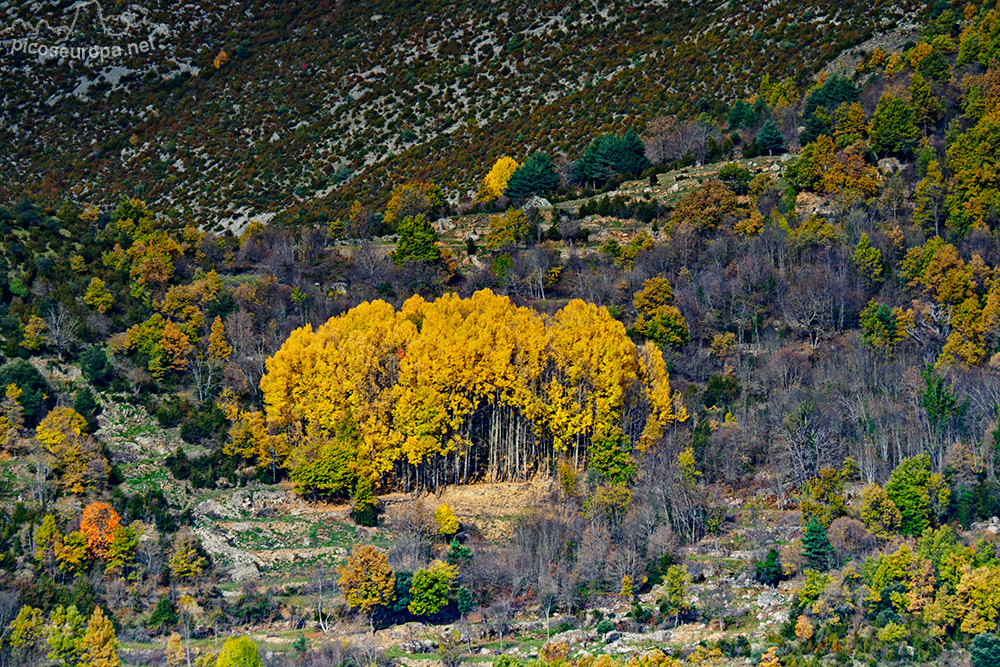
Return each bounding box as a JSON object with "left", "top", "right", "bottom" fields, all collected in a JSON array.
[
  {"left": 524, "top": 196, "right": 552, "bottom": 209},
  {"left": 878, "top": 157, "right": 902, "bottom": 173},
  {"left": 401, "top": 639, "right": 436, "bottom": 654}
]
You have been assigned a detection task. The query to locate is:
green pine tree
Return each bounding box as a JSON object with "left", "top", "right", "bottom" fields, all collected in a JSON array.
[
  {"left": 974, "top": 632, "right": 1000, "bottom": 667},
  {"left": 756, "top": 120, "right": 785, "bottom": 155},
  {"left": 802, "top": 517, "right": 835, "bottom": 570},
  {"left": 754, "top": 547, "right": 785, "bottom": 586},
  {"left": 505, "top": 152, "right": 560, "bottom": 199}
]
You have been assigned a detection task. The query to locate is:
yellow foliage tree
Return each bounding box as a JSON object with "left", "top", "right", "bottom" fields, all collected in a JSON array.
[
  {"left": 795, "top": 614, "right": 814, "bottom": 641},
  {"left": 957, "top": 563, "right": 1000, "bottom": 633},
  {"left": 84, "top": 277, "right": 114, "bottom": 314},
  {"left": 9, "top": 604, "right": 45, "bottom": 653},
  {"left": 81, "top": 606, "right": 119, "bottom": 667},
  {"left": 36, "top": 407, "right": 88, "bottom": 448},
  {"left": 156, "top": 320, "right": 193, "bottom": 377},
  {"left": 22, "top": 315, "right": 47, "bottom": 351},
  {"left": 208, "top": 316, "right": 233, "bottom": 360},
  {"left": 259, "top": 291, "right": 686, "bottom": 496},
  {"left": 337, "top": 544, "right": 396, "bottom": 631},
  {"left": 55, "top": 531, "right": 89, "bottom": 577},
  {"left": 0, "top": 383, "right": 23, "bottom": 447},
  {"left": 434, "top": 504, "right": 459, "bottom": 537},
  {"left": 860, "top": 483, "right": 902, "bottom": 540},
  {"left": 759, "top": 647, "right": 781, "bottom": 667},
  {"left": 480, "top": 156, "right": 520, "bottom": 201},
  {"left": 36, "top": 407, "right": 107, "bottom": 494},
  {"left": 169, "top": 532, "right": 207, "bottom": 581}
]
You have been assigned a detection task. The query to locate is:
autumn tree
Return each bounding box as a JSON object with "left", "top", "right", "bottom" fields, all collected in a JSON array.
[
  {"left": 859, "top": 301, "right": 910, "bottom": 358},
  {"left": 81, "top": 607, "right": 119, "bottom": 667},
  {"left": 658, "top": 565, "right": 690, "bottom": 626},
  {"left": 799, "top": 467, "right": 848, "bottom": 527},
  {"left": 860, "top": 484, "right": 902, "bottom": 540},
  {"left": 670, "top": 181, "right": 741, "bottom": 233},
  {"left": 910, "top": 73, "right": 943, "bottom": 132},
  {"left": 484, "top": 208, "right": 534, "bottom": 250},
  {"left": 957, "top": 564, "right": 1000, "bottom": 633},
  {"left": 946, "top": 109, "right": 1000, "bottom": 231},
  {"left": 9, "top": 605, "right": 46, "bottom": 664},
  {"left": 22, "top": 314, "right": 47, "bottom": 352},
  {"left": 81, "top": 502, "right": 121, "bottom": 561},
  {"left": 408, "top": 560, "right": 458, "bottom": 617},
  {"left": 56, "top": 531, "right": 90, "bottom": 578},
  {"left": 384, "top": 181, "right": 443, "bottom": 229},
  {"left": 633, "top": 275, "right": 688, "bottom": 350},
  {"left": 169, "top": 532, "right": 208, "bottom": 581},
  {"left": 36, "top": 407, "right": 108, "bottom": 494},
  {"left": 152, "top": 319, "right": 193, "bottom": 379},
  {"left": 480, "top": 156, "right": 519, "bottom": 202},
  {"left": 0, "top": 383, "right": 24, "bottom": 448},
  {"left": 258, "top": 291, "right": 686, "bottom": 495},
  {"left": 434, "top": 504, "right": 459, "bottom": 537},
  {"left": 337, "top": 544, "right": 396, "bottom": 631},
  {"left": 84, "top": 277, "right": 114, "bottom": 314},
  {"left": 216, "top": 636, "right": 263, "bottom": 667},
  {"left": 833, "top": 101, "right": 866, "bottom": 148},
  {"left": 850, "top": 234, "right": 883, "bottom": 287}
]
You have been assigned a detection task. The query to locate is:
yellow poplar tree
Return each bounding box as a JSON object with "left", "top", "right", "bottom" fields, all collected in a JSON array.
[
  {"left": 84, "top": 278, "right": 114, "bottom": 314},
  {"left": 0, "top": 383, "right": 23, "bottom": 447},
  {"left": 22, "top": 315, "right": 47, "bottom": 351},
  {"left": 434, "top": 504, "right": 459, "bottom": 537},
  {"left": 337, "top": 544, "right": 395, "bottom": 631},
  {"left": 480, "top": 156, "right": 520, "bottom": 201},
  {"left": 208, "top": 316, "right": 233, "bottom": 360}
]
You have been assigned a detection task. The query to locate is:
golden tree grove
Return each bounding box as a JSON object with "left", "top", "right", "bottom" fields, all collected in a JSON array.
[{"left": 255, "top": 290, "right": 687, "bottom": 496}]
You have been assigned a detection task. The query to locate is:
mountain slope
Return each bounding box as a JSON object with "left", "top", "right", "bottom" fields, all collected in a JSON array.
[{"left": 1, "top": 0, "right": 924, "bottom": 225}]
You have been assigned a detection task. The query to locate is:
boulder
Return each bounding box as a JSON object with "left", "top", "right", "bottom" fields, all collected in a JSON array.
[{"left": 523, "top": 196, "right": 552, "bottom": 209}]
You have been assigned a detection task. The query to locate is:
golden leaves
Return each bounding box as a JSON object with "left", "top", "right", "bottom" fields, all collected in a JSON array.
[{"left": 259, "top": 290, "right": 686, "bottom": 490}]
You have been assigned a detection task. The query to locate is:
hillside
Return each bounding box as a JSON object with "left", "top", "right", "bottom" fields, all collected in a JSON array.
[
  {"left": 6, "top": 1, "right": 1000, "bottom": 667},
  {"left": 1, "top": 0, "right": 924, "bottom": 227}
]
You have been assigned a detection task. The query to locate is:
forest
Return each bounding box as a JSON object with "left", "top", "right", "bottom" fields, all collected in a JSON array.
[{"left": 3, "top": 0, "right": 1000, "bottom": 666}]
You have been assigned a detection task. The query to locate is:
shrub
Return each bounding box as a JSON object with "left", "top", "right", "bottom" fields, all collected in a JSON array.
[{"left": 0, "top": 360, "right": 51, "bottom": 426}]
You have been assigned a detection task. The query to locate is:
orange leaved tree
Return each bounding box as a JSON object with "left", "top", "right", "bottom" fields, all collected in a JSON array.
[{"left": 80, "top": 502, "right": 121, "bottom": 561}]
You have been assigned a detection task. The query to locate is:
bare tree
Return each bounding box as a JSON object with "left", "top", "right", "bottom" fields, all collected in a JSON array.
[
  {"left": 188, "top": 352, "right": 222, "bottom": 403},
  {"left": 45, "top": 302, "right": 78, "bottom": 362}
]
